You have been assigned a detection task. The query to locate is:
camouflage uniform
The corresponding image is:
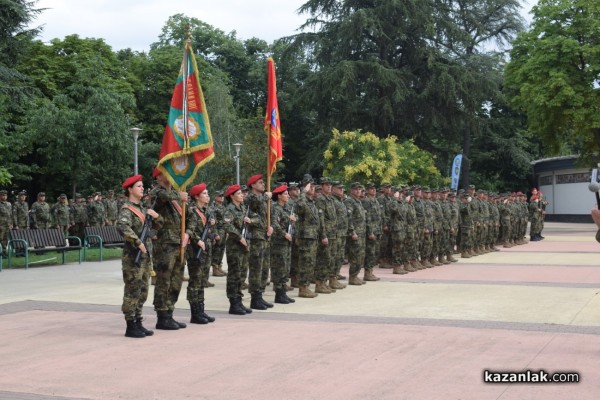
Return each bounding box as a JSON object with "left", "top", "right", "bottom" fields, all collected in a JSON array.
[
  {"left": 344, "top": 190, "right": 367, "bottom": 281},
  {"left": 31, "top": 198, "right": 52, "bottom": 229},
  {"left": 270, "top": 201, "right": 292, "bottom": 290},
  {"left": 332, "top": 189, "right": 349, "bottom": 278},
  {"left": 295, "top": 191, "right": 323, "bottom": 288},
  {"left": 70, "top": 196, "right": 89, "bottom": 240},
  {"left": 362, "top": 191, "right": 383, "bottom": 270},
  {"left": 116, "top": 200, "right": 159, "bottom": 322},
  {"left": 103, "top": 193, "right": 118, "bottom": 226},
  {"left": 404, "top": 198, "right": 419, "bottom": 265},
  {"left": 388, "top": 197, "right": 407, "bottom": 267},
  {"left": 187, "top": 203, "right": 213, "bottom": 300},
  {"left": 459, "top": 195, "right": 474, "bottom": 255},
  {"left": 210, "top": 198, "right": 227, "bottom": 273},
  {"left": 12, "top": 197, "right": 29, "bottom": 229},
  {"left": 245, "top": 192, "right": 270, "bottom": 295},
  {"left": 223, "top": 201, "right": 247, "bottom": 300},
  {"left": 151, "top": 185, "right": 195, "bottom": 316},
  {"left": 315, "top": 188, "right": 336, "bottom": 285},
  {"left": 0, "top": 193, "right": 12, "bottom": 250},
  {"left": 53, "top": 198, "right": 72, "bottom": 236},
  {"left": 87, "top": 198, "right": 106, "bottom": 227}
]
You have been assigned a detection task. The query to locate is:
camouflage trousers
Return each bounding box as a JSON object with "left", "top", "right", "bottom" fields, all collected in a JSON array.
[
  {"left": 270, "top": 239, "right": 291, "bottom": 289},
  {"left": 0, "top": 226, "right": 8, "bottom": 250},
  {"left": 121, "top": 252, "right": 151, "bottom": 320},
  {"left": 431, "top": 231, "right": 441, "bottom": 258},
  {"left": 404, "top": 231, "right": 418, "bottom": 261},
  {"left": 391, "top": 231, "right": 406, "bottom": 265},
  {"left": 152, "top": 241, "right": 185, "bottom": 312},
  {"left": 437, "top": 230, "right": 449, "bottom": 257},
  {"left": 226, "top": 238, "right": 246, "bottom": 299},
  {"left": 420, "top": 232, "right": 433, "bottom": 260},
  {"left": 347, "top": 236, "right": 365, "bottom": 276},
  {"left": 248, "top": 238, "right": 269, "bottom": 294},
  {"left": 448, "top": 231, "right": 458, "bottom": 254},
  {"left": 460, "top": 226, "right": 473, "bottom": 252},
  {"left": 315, "top": 239, "right": 334, "bottom": 282},
  {"left": 379, "top": 230, "right": 392, "bottom": 263},
  {"left": 211, "top": 238, "right": 226, "bottom": 267},
  {"left": 332, "top": 235, "right": 347, "bottom": 276},
  {"left": 290, "top": 241, "right": 299, "bottom": 278},
  {"left": 364, "top": 235, "right": 380, "bottom": 269},
  {"left": 297, "top": 238, "right": 318, "bottom": 285},
  {"left": 186, "top": 244, "right": 212, "bottom": 302}
]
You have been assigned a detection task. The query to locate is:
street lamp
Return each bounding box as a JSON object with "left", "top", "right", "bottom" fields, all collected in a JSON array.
[
  {"left": 233, "top": 142, "right": 242, "bottom": 185},
  {"left": 130, "top": 127, "right": 142, "bottom": 175}
]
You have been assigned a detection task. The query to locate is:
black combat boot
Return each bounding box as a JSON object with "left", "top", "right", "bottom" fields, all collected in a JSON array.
[
  {"left": 250, "top": 293, "right": 268, "bottom": 310},
  {"left": 199, "top": 301, "right": 215, "bottom": 323},
  {"left": 239, "top": 297, "right": 252, "bottom": 314},
  {"left": 155, "top": 310, "right": 180, "bottom": 330},
  {"left": 189, "top": 301, "right": 209, "bottom": 324},
  {"left": 274, "top": 288, "right": 290, "bottom": 304},
  {"left": 229, "top": 297, "right": 246, "bottom": 315},
  {"left": 135, "top": 316, "right": 154, "bottom": 336},
  {"left": 125, "top": 319, "right": 146, "bottom": 338},
  {"left": 169, "top": 310, "right": 187, "bottom": 328},
  {"left": 259, "top": 292, "right": 274, "bottom": 308}
]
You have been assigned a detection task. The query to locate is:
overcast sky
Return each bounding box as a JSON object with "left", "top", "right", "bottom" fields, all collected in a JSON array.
[
  {"left": 32, "top": 0, "right": 535, "bottom": 52},
  {"left": 33, "top": 0, "right": 309, "bottom": 51}
]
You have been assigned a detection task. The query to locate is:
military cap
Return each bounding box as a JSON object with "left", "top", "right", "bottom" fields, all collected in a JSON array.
[
  {"left": 87, "top": 194, "right": 94, "bottom": 199},
  {"left": 314, "top": 185, "right": 322, "bottom": 191},
  {"left": 247, "top": 174, "right": 263, "bottom": 186},
  {"left": 413, "top": 185, "right": 421, "bottom": 190},
  {"left": 350, "top": 182, "right": 363, "bottom": 189},
  {"left": 301, "top": 174, "right": 314, "bottom": 186},
  {"left": 468, "top": 184, "right": 476, "bottom": 189},
  {"left": 380, "top": 182, "right": 391, "bottom": 188},
  {"left": 241, "top": 185, "right": 249, "bottom": 192},
  {"left": 108, "top": 189, "right": 114, "bottom": 194},
  {"left": 215, "top": 190, "right": 224, "bottom": 197},
  {"left": 405, "top": 190, "right": 414, "bottom": 197},
  {"left": 59, "top": 193, "right": 67, "bottom": 199},
  {"left": 75, "top": 193, "right": 83, "bottom": 198},
  {"left": 190, "top": 183, "right": 207, "bottom": 197},
  {"left": 0, "top": 190, "right": 7, "bottom": 195},
  {"left": 38, "top": 192, "right": 46, "bottom": 197},
  {"left": 319, "top": 176, "right": 333, "bottom": 185},
  {"left": 288, "top": 182, "right": 299, "bottom": 189},
  {"left": 422, "top": 186, "right": 431, "bottom": 192},
  {"left": 366, "top": 182, "right": 376, "bottom": 189},
  {"left": 272, "top": 184, "right": 288, "bottom": 195},
  {"left": 18, "top": 190, "right": 27, "bottom": 196},
  {"left": 224, "top": 184, "right": 241, "bottom": 197},
  {"left": 333, "top": 181, "right": 345, "bottom": 189},
  {"left": 122, "top": 174, "right": 143, "bottom": 189}
]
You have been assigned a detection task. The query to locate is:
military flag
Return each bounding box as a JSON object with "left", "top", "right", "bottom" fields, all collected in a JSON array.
[
  {"left": 156, "top": 39, "right": 214, "bottom": 191},
  {"left": 264, "top": 57, "right": 283, "bottom": 176}
]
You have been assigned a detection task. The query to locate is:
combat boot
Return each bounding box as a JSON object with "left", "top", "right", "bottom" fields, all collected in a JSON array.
[
  {"left": 135, "top": 316, "right": 154, "bottom": 336},
  {"left": 337, "top": 274, "right": 347, "bottom": 280},
  {"left": 259, "top": 293, "right": 274, "bottom": 308},
  {"left": 125, "top": 319, "right": 145, "bottom": 338},
  {"left": 155, "top": 311, "right": 180, "bottom": 330},
  {"left": 421, "top": 259, "right": 433, "bottom": 268},
  {"left": 250, "top": 293, "right": 268, "bottom": 310},
  {"left": 212, "top": 265, "right": 226, "bottom": 277},
  {"left": 329, "top": 276, "right": 346, "bottom": 290},
  {"left": 315, "top": 280, "right": 333, "bottom": 294},
  {"left": 189, "top": 301, "right": 209, "bottom": 324},
  {"left": 446, "top": 253, "right": 458, "bottom": 263},
  {"left": 405, "top": 261, "right": 418, "bottom": 272},
  {"left": 228, "top": 297, "right": 246, "bottom": 315},
  {"left": 290, "top": 275, "right": 300, "bottom": 288},
  {"left": 274, "top": 288, "right": 290, "bottom": 304},
  {"left": 168, "top": 310, "right": 187, "bottom": 329},
  {"left": 430, "top": 258, "right": 442, "bottom": 267},
  {"left": 348, "top": 274, "right": 364, "bottom": 285},
  {"left": 379, "top": 259, "right": 393, "bottom": 269},
  {"left": 325, "top": 282, "right": 337, "bottom": 293},
  {"left": 393, "top": 265, "right": 407, "bottom": 275},
  {"left": 413, "top": 260, "right": 425, "bottom": 270},
  {"left": 363, "top": 269, "right": 380, "bottom": 281},
  {"left": 440, "top": 255, "right": 451, "bottom": 265},
  {"left": 461, "top": 251, "right": 472, "bottom": 258},
  {"left": 199, "top": 301, "right": 215, "bottom": 322},
  {"left": 298, "top": 284, "right": 318, "bottom": 298}
]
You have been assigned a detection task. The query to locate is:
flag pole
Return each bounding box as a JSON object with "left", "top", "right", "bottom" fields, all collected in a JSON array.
[{"left": 180, "top": 34, "right": 191, "bottom": 263}]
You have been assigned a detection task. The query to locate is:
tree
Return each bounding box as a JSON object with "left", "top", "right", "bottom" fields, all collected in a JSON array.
[
  {"left": 505, "top": 0, "right": 600, "bottom": 161},
  {"left": 323, "top": 128, "right": 446, "bottom": 186}
]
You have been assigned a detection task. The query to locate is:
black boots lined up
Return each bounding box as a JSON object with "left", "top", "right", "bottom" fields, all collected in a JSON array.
[
  {"left": 124, "top": 317, "right": 154, "bottom": 339},
  {"left": 190, "top": 301, "right": 216, "bottom": 324},
  {"left": 228, "top": 297, "right": 253, "bottom": 315}
]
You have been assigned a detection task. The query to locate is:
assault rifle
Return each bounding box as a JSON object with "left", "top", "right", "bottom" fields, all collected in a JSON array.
[
  {"left": 195, "top": 202, "right": 215, "bottom": 262},
  {"left": 287, "top": 205, "right": 295, "bottom": 238},
  {"left": 134, "top": 198, "right": 157, "bottom": 267},
  {"left": 241, "top": 205, "right": 250, "bottom": 239}
]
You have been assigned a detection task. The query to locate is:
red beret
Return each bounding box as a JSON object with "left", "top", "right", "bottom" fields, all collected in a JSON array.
[
  {"left": 272, "top": 184, "right": 288, "bottom": 195},
  {"left": 224, "top": 184, "right": 241, "bottom": 197},
  {"left": 247, "top": 174, "right": 263, "bottom": 186},
  {"left": 190, "top": 183, "right": 207, "bottom": 197},
  {"left": 122, "top": 174, "right": 143, "bottom": 189},
  {"left": 152, "top": 167, "right": 161, "bottom": 178}
]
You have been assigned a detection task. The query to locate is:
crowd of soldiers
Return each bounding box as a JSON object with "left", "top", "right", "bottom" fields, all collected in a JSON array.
[{"left": 0, "top": 189, "right": 124, "bottom": 250}]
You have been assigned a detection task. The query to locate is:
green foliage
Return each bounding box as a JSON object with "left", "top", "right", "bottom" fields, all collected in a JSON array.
[
  {"left": 323, "top": 129, "right": 446, "bottom": 186},
  {"left": 505, "top": 0, "right": 600, "bottom": 160}
]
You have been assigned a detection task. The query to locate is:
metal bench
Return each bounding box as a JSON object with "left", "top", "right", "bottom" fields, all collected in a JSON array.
[
  {"left": 84, "top": 226, "right": 124, "bottom": 261},
  {"left": 7, "top": 229, "right": 82, "bottom": 269}
]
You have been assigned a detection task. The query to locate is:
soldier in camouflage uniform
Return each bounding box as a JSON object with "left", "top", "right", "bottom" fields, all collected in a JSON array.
[
  {"left": 378, "top": 183, "right": 394, "bottom": 269},
  {"left": 459, "top": 192, "right": 474, "bottom": 258},
  {"left": 53, "top": 194, "right": 72, "bottom": 236},
  {"left": 31, "top": 192, "right": 52, "bottom": 229},
  {"left": 388, "top": 189, "right": 408, "bottom": 274},
  {"left": 116, "top": 174, "right": 161, "bottom": 338},
  {"left": 0, "top": 190, "right": 13, "bottom": 250},
  {"left": 87, "top": 193, "right": 106, "bottom": 227},
  {"left": 428, "top": 189, "right": 444, "bottom": 266},
  {"left": 404, "top": 191, "right": 422, "bottom": 271},
  {"left": 314, "top": 177, "right": 338, "bottom": 293},
  {"left": 529, "top": 188, "right": 544, "bottom": 241},
  {"left": 287, "top": 183, "right": 301, "bottom": 287},
  {"left": 345, "top": 182, "right": 368, "bottom": 285},
  {"left": 12, "top": 191, "right": 29, "bottom": 230},
  {"left": 244, "top": 174, "right": 274, "bottom": 310},
  {"left": 150, "top": 168, "right": 194, "bottom": 330},
  {"left": 210, "top": 190, "right": 227, "bottom": 277},
  {"left": 70, "top": 194, "right": 89, "bottom": 240},
  {"left": 295, "top": 174, "right": 323, "bottom": 298},
  {"left": 331, "top": 182, "right": 348, "bottom": 286},
  {"left": 269, "top": 184, "right": 296, "bottom": 304},
  {"left": 419, "top": 188, "right": 435, "bottom": 267},
  {"left": 186, "top": 183, "right": 216, "bottom": 324},
  {"left": 446, "top": 191, "right": 459, "bottom": 262},
  {"left": 103, "top": 190, "right": 118, "bottom": 226},
  {"left": 223, "top": 184, "right": 252, "bottom": 315},
  {"left": 361, "top": 182, "right": 382, "bottom": 281}
]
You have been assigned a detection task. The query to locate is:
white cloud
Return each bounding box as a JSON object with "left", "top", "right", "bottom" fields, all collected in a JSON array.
[{"left": 33, "top": 0, "right": 308, "bottom": 51}]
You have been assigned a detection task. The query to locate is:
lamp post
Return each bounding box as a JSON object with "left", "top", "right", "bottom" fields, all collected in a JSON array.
[
  {"left": 233, "top": 143, "right": 242, "bottom": 185},
  {"left": 131, "top": 127, "right": 142, "bottom": 175}
]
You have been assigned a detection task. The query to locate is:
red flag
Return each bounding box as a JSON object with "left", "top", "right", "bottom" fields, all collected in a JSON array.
[
  {"left": 157, "top": 40, "right": 214, "bottom": 190},
  {"left": 264, "top": 57, "right": 283, "bottom": 176}
]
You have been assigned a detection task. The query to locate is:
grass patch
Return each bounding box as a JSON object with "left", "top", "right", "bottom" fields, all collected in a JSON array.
[{"left": 3, "top": 247, "right": 123, "bottom": 269}]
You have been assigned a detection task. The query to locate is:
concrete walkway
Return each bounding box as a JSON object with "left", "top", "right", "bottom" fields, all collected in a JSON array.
[{"left": 0, "top": 222, "right": 599, "bottom": 400}]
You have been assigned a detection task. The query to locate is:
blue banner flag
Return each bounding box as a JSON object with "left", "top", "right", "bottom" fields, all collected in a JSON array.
[{"left": 451, "top": 154, "right": 463, "bottom": 190}]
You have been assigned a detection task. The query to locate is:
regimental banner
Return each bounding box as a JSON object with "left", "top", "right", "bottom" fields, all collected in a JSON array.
[
  {"left": 264, "top": 57, "right": 283, "bottom": 176},
  {"left": 157, "top": 40, "right": 214, "bottom": 190},
  {"left": 451, "top": 154, "right": 463, "bottom": 190}
]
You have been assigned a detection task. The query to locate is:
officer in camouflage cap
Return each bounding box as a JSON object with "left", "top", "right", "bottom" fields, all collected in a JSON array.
[
  {"left": 344, "top": 182, "right": 368, "bottom": 285},
  {"left": 12, "top": 191, "right": 29, "bottom": 230},
  {"left": 361, "top": 182, "right": 381, "bottom": 281},
  {"left": 314, "top": 177, "right": 338, "bottom": 293},
  {"left": 31, "top": 192, "right": 51, "bottom": 229},
  {"left": 0, "top": 190, "right": 12, "bottom": 250}
]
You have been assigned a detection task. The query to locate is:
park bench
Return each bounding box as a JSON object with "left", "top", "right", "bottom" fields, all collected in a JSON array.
[
  {"left": 6, "top": 229, "right": 82, "bottom": 269},
  {"left": 83, "top": 226, "right": 124, "bottom": 261}
]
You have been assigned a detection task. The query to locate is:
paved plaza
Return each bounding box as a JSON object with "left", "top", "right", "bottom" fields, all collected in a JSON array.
[{"left": 0, "top": 222, "right": 599, "bottom": 400}]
